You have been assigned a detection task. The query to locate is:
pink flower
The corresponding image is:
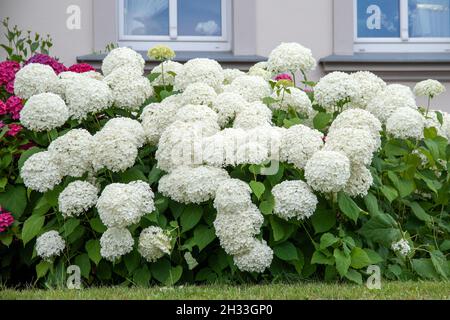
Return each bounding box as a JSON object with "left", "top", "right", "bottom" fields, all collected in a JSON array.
[
  {"left": 25, "top": 54, "right": 67, "bottom": 74},
  {"left": 0, "top": 210, "right": 14, "bottom": 233},
  {"left": 0, "top": 120, "right": 4, "bottom": 129},
  {"left": 5, "top": 81, "right": 14, "bottom": 94},
  {"left": 274, "top": 73, "right": 293, "bottom": 82},
  {"left": 6, "top": 123, "right": 22, "bottom": 137},
  {"left": 0, "top": 61, "right": 20, "bottom": 86},
  {"left": 68, "top": 63, "right": 96, "bottom": 73},
  {"left": 0, "top": 100, "right": 7, "bottom": 115},
  {"left": 6, "top": 96, "right": 24, "bottom": 120}
]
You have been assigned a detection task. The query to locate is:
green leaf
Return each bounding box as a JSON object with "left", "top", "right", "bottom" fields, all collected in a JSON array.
[
  {"left": 364, "top": 249, "right": 383, "bottom": 264},
  {"left": 148, "top": 72, "right": 161, "bottom": 82},
  {"left": 387, "top": 172, "right": 415, "bottom": 198},
  {"left": 311, "top": 208, "right": 336, "bottom": 234},
  {"left": 337, "top": 192, "right": 362, "bottom": 223},
  {"left": 0, "top": 233, "right": 13, "bottom": 246},
  {"left": 166, "top": 265, "right": 183, "bottom": 286},
  {"left": 89, "top": 218, "right": 107, "bottom": 233},
  {"left": 180, "top": 205, "right": 203, "bottom": 233},
  {"left": 36, "top": 260, "right": 51, "bottom": 279},
  {"left": 273, "top": 241, "right": 298, "bottom": 261},
  {"left": 148, "top": 165, "right": 163, "bottom": 185},
  {"left": 0, "top": 185, "right": 27, "bottom": 217},
  {"left": 364, "top": 192, "right": 381, "bottom": 216},
  {"left": 334, "top": 248, "right": 351, "bottom": 277},
  {"left": 133, "top": 266, "right": 151, "bottom": 287},
  {"left": 380, "top": 185, "right": 398, "bottom": 203},
  {"left": 124, "top": 250, "right": 141, "bottom": 273},
  {"left": 345, "top": 269, "right": 363, "bottom": 284},
  {"left": 22, "top": 215, "right": 45, "bottom": 245},
  {"left": 350, "top": 247, "right": 372, "bottom": 269},
  {"left": 259, "top": 197, "right": 274, "bottom": 215},
  {"left": 118, "top": 167, "right": 148, "bottom": 183},
  {"left": 412, "top": 259, "right": 440, "bottom": 280},
  {"left": 85, "top": 239, "right": 101, "bottom": 265},
  {"left": 407, "top": 201, "right": 432, "bottom": 223},
  {"left": 60, "top": 218, "right": 80, "bottom": 237},
  {"left": 249, "top": 181, "right": 265, "bottom": 200},
  {"left": 269, "top": 216, "right": 296, "bottom": 242},
  {"left": 319, "top": 233, "right": 339, "bottom": 250},
  {"left": 430, "top": 250, "right": 449, "bottom": 280},
  {"left": 311, "top": 251, "right": 335, "bottom": 265},
  {"left": 313, "top": 112, "right": 332, "bottom": 130},
  {"left": 358, "top": 213, "right": 401, "bottom": 247},
  {"left": 74, "top": 254, "right": 91, "bottom": 278},
  {"left": 193, "top": 225, "right": 215, "bottom": 251},
  {"left": 150, "top": 258, "right": 170, "bottom": 284},
  {"left": 440, "top": 240, "right": 450, "bottom": 252}
]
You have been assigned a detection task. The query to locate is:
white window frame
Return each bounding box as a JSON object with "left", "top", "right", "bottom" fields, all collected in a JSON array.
[
  {"left": 117, "top": 0, "right": 232, "bottom": 51},
  {"left": 354, "top": 0, "right": 450, "bottom": 52}
]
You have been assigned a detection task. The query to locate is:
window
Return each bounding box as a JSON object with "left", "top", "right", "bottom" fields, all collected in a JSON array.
[
  {"left": 118, "top": 0, "right": 232, "bottom": 51},
  {"left": 354, "top": 0, "right": 450, "bottom": 52}
]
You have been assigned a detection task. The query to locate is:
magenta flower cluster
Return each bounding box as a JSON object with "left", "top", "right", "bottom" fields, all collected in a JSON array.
[
  {"left": 0, "top": 207, "right": 14, "bottom": 233},
  {"left": 25, "top": 53, "right": 67, "bottom": 74},
  {"left": 0, "top": 61, "right": 20, "bottom": 94}
]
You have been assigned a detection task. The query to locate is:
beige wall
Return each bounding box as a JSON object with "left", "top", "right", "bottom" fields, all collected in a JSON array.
[{"left": 0, "top": 0, "right": 93, "bottom": 66}]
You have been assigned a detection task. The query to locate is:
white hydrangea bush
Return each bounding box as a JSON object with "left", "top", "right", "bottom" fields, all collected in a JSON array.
[{"left": 17, "top": 43, "right": 450, "bottom": 285}]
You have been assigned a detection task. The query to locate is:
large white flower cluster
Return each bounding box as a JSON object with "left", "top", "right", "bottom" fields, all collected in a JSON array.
[
  {"left": 386, "top": 107, "right": 425, "bottom": 140},
  {"left": 138, "top": 226, "right": 172, "bottom": 262},
  {"left": 211, "top": 92, "right": 248, "bottom": 127},
  {"left": 349, "top": 71, "right": 386, "bottom": 109},
  {"left": 50, "top": 70, "right": 103, "bottom": 100},
  {"left": 267, "top": 42, "right": 316, "bottom": 74},
  {"left": 233, "top": 102, "right": 272, "bottom": 129},
  {"left": 314, "top": 72, "right": 359, "bottom": 112},
  {"left": 414, "top": 79, "right": 446, "bottom": 98},
  {"left": 21, "top": 151, "right": 63, "bottom": 193},
  {"left": 100, "top": 227, "right": 134, "bottom": 262},
  {"left": 270, "top": 87, "right": 313, "bottom": 116},
  {"left": 158, "top": 166, "right": 229, "bottom": 204},
  {"left": 107, "top": 72, "right": 153, "bottom": 110},
  {"left": 150, "top": 60, "right": 183, "bottom": 86},
  {"left": 36, "top": 231, "right": 66, "bottom": 261},
  {"left": 174, "top": 58, "right": 224, "bottom": 92},
  {"left": 272, "top": 180, "right": 318, "bottom": 220},
  {"left": 20, "top": 93, "right": 69, "bottom": 132},
  {"left": 248, "top": 64, "right": 272, "bottom": 80},
  {"left": 222, "top": 68, "right": 245, "bottom": 85},
  {"left": 101, "top": 47, "right": 145, "bottom": 76},
  {"left": 14, "top": 63, "right": 58, "bottom": 99},
  {"left": 96, "top": 181, "right": 155, "bottom": 228},
  {"left": 58, "top": 181, "right": 98, "bottom": 218},
  {"left": 181, "top": 82, "right": 217, "bottom": 106},
  {"left": 225, "top": 75, "right": 271, "bottom": 103}
]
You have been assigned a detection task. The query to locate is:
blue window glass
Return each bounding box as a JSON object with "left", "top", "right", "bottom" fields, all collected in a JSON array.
[
  {"left": 124, "top": 0, "right": 169, "bottom": 36},
  {"left": 177, "top": 0, "right": 222, "bottom": 36},
  {"left": 409, "top": 0, "right": 450, "bottom": 37},
  {"left": 357, "top": 0, "right": 400, "bottom": 38}
]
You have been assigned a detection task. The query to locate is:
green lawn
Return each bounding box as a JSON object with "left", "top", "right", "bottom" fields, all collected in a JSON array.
[{"left": 1, "top": 282, "right": 449, "bottom": 300}]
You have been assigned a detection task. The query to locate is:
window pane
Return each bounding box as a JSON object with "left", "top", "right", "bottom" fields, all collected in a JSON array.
[
  {"left": 409, "top": 0, "right": 450, "bottom": 37},
  {"left": 124, "top": 0, "right": 169, "bottom": 36},
  {"left": 177, "top": 0, "right": 222, "bottom": 36},
  {"left": 357, "top": 0, "right": 400, "bottom": 38}
]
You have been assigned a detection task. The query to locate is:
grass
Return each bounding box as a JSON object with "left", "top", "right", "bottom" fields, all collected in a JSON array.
[{"left": 1, "top": 281, "right": 449, "bottom": 300}]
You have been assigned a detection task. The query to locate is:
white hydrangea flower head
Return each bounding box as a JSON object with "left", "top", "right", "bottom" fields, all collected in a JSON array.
[
  {"left": 158, "top": 166, "right": 230, "bottom": 204},
  {"left": 103, "top": 66, "right": 143, "bottom": 88},
  {"left": 181, "top": 82, "right": 217, "bottom": 106},
  {"left": 175, "top": 104, "right": 219, "bottom": 126},
  {"left": 267, "top": 42, "right": 316, "bottom": 74},
  {"left": 324, "top": 128, "right": 378, "bottom": 166},
  {"left": 103, "top": 117, "right": 146, "bottom": 148},
  {"left": 214, "top": 205, "right": 264, "bottom": 255},
  {"left": 21, "top": 151, "right": 62, "bottom": 193},
  {"left": 236, "top": 142, "right": 269, "bottom": 165},
  {"left": 47, "top": 129, "right": 94, "bottom": 177},
  {"left": 314, "top": 72, "right": 359, "bottom": 112},
  {"left": 246, "top": 125, "right": 284, "bottom": 159},
  {"left": 225, "top": 75, "right": 271, "bottom": 102},
  {"left": 14, "top": 63, "right": 58, "bottom": 99},
  {"left": 386, "top": 107, "right": 424, "bottom": 140},
  {"left": 20, "top": 93, "right": 69, "bottom": 132},
  {"left": 280, "top": 125, "right": 324, "bottom": 169},
  {"left": 202, "top": 128, "right": 248, "bottom": 167},
  {"left": 213, "top": 179, "right": 252, "bottom": 214},
  {"left": 65, "top": 77, "right": 113, "bottom": 120},
  {"left": 140, "top": 94, "right": 183, "bottom": 145},
  {"left": 391, "top": 239, "right": 412, "bottom": 257},
  {"left": 233, "top": 101, "right": 273, "bottom": 130},
  {"left": 50, "top": 71, "right": 103, "bottom": 99},
  {"left": 92, "top": 129, "right": 138, "bottom": 172},
  {"left": 150, "top": 60, "right": 183, "bottom": 86},
  {"left": 109, "top": 76, "right": 153, "bottom": 110},
  {"left": 100, "top": 227, "right": 134, "bottom": 262},
  {"left": 305, "top": 151, "right": 351, "bottom": 193},
  {"left": 272, "top": 180, "right": 318, "bottom": 220},
  {"left": 96, "top": 181, "right": 155, "bottom": 228},
  {"left": 156, "top": 120, "right": 219, "bottom": 172},
  {"left": 440, "top": 112, "right": 450, "bottom": 139},
  {"left": 174, "top": 58, "right": 224, "bottom": 92},
  {"left": 101, "top": 47, "right": 145, "bottom": 76},
  {"left": 233, "top": 239, "right": 273, "bottom": 273},
  {"left": 414, "top": 79, "right": 445, "bottom": 98},
  {"left": 36, "top": 231, "right": 66, "bottom": 261},
  {"left": 138, "top": 226, "right": 172, "bottom": 262},
  {"left": 349, "top": 71, "right": 386, "bottom": 109},
  {"left": 58, "top": 181, "right": 98, "bottom": 218},
  {"left": 211, "top": 92, "right": 248, "bottom": 127},
  {"left": 223, "top": 68, "right": 245, "bottom": 85},
  {"left": 248, "top": 65, "right": 272, "bottom": 80},
  {"left": 343, "top": 164, "right": 373, "bottom": 197},
  {"left": 270, "top": 87, "right": 313, "bottom": 116}
]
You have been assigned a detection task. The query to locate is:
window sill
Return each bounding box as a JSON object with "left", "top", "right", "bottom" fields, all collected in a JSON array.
[
  {"left": 77, "top": 51, "right": 267, "bottom": 72},
  {"left": 320, "top": 53, "right": 450, "bottom": 81}
]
